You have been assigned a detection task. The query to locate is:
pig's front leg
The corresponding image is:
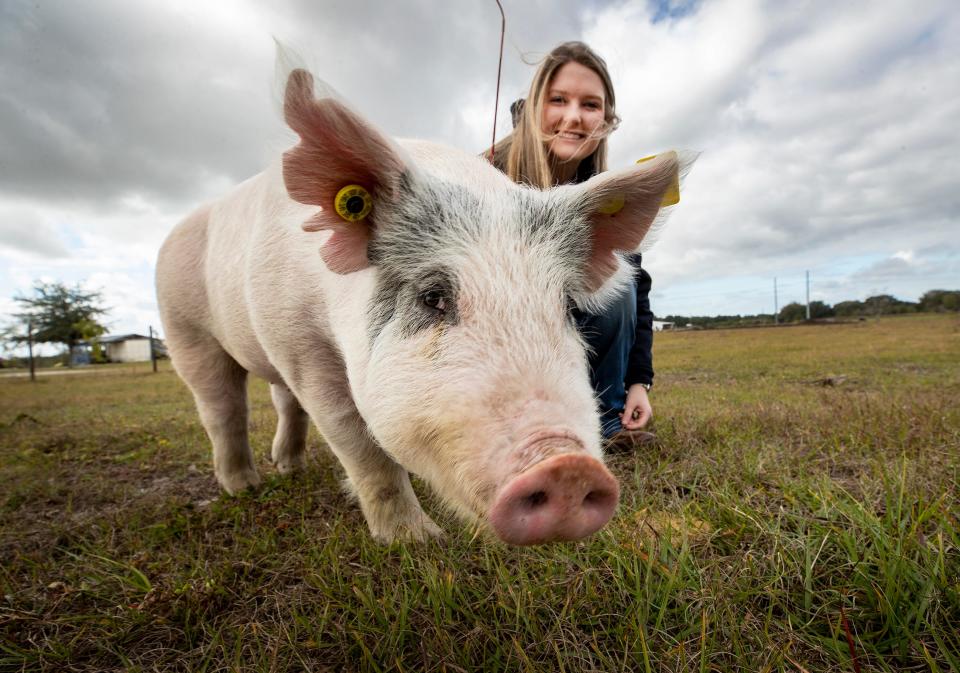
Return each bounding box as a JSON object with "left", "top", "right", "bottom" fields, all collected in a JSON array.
[
  {"left": 298, "top": 376, "right": 441, "bottom": 543},
  {"left": 341, "top": 439, "right": 443, "bottom": 544}
]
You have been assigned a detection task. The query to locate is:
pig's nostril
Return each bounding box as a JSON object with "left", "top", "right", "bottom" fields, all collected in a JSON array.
[
  {"left": 523, "top": 490, "right": 549, "bottom": 509},
  {"left": 583, "top": 489, "right": 614, "bottom": 508}
]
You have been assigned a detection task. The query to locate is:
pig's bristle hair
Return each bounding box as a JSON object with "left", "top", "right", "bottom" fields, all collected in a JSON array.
[
  {"left": 637, "top": 149, "right": 699, "bottom": 254},
  {"left": 571, "top": 251, "right": 635, "bottom": 314},
  {"left": 273, "top": 40, "right": 306, "bottom": 115},
  {"left": 272, "top": 39, "right": 344, "bottom": 122},
  {"left": 340, "top": 475, "right": 360, "bottom": 502}
]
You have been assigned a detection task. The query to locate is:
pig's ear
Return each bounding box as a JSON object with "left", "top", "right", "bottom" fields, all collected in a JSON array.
[
  {"left": 282, "top": 68, "right": 408, "bottom": 274},
  {"left": 576, "top": 151, "right": 680, "bottom": 293}
]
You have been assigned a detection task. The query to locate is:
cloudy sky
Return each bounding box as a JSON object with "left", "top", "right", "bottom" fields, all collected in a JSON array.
[{"left": 2, "top": 0, "right": 958, "bottom": 348}]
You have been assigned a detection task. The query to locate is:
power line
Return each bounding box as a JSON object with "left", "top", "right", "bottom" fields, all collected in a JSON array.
[{"left": 657, "top": 273, "right": 959, "bottom": 303}]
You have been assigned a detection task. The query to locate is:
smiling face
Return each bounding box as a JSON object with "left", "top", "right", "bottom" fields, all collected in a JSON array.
[{"left": 540, "top": 61, "right": 607, "bottom": 168}]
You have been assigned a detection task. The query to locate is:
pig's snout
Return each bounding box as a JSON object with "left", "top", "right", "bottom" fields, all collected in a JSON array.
[{"left": 489, "top": 454, "right": 619, "bottom": 545}]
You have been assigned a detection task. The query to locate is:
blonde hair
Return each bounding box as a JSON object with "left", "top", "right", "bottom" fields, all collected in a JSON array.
[{"left": 488, "top": 42, "right": 620, "bottom": 189}]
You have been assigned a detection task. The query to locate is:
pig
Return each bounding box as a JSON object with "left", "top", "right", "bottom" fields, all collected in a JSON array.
[{"left": 156, "top": 67, "right": 679, "bottom": 545}]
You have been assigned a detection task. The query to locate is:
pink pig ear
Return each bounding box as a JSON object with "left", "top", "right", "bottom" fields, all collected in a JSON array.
[
  {"left": 577, "top": 152, "right": 679, "bottom": 292},
  {"left": 282, "top": 68, "right": 408, "bottom": 274}
]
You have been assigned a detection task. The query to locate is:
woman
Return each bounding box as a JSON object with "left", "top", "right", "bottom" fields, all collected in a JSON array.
[{"left": 488, "top": 41, "right": 656, "bottom": 451}]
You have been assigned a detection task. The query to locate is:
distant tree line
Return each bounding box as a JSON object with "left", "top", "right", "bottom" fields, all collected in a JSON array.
[{"left": 660, "top": 289, "right": 960, "bottom": 328}]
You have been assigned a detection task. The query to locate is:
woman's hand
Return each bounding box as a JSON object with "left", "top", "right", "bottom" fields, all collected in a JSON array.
[{"left": 620, "top": 384, "right": 652, "bottom": 429}]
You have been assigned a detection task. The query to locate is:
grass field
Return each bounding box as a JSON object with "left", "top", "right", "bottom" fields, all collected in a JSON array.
[{"left": 1, "top": 314, "right": 958, "bottom": 672}]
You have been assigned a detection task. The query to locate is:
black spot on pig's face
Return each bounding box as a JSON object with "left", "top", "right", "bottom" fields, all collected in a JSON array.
[
  {"left": 366, "top": 180, "right": 474, "bottom": 342},
  {"left": 368, "top": 268, "right": 460, "bottom": 341}
]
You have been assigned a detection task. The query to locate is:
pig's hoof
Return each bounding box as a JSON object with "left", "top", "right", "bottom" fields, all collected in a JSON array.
[
  {"left": 410, "top": 517, "right": 444, "bottom": 542},
  {"left": 371, "top": 514, "right": 444, "bottom": 544},
  {"left": 219, "top": 469, "right": 261, "bottom": 495},
  {"left": 272, "top": 454, "right": 306, "bottom": 475}
]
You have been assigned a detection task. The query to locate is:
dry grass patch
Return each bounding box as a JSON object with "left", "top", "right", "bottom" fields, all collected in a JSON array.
[{"left": 1, "top": 315, "right": 958, "bottom": 671}]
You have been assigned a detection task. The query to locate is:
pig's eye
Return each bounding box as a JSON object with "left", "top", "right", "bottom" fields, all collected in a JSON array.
[
  {"left": 565, "top": 294, "right": 580, "bottom": 325},
  {"left": 421, "top": 288, "right": 447, "bottom": 313}
]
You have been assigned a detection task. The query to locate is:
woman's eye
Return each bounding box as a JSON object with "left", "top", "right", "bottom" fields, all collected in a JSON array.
[{"left": 422, "top": 289, "right": 446, "bottom": 313}]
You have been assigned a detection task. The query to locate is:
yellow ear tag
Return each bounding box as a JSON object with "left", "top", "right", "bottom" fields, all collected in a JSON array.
[
  {"left": 637, "top": 154, "right": 681, "bottom": 206},
  {"left": 598, "top": 194, "right": 625, "bottom": 215},
  {"left": 334, "top": 184, "right": 373, "bottom": 222}
]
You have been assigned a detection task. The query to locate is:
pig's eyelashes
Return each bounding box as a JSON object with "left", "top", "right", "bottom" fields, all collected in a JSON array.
[
  {"left": 563, "top": 294, "right": 586, "bottom": 329},
  {"left": 421, "top": 288, "right": 447, "bottom": 314}
]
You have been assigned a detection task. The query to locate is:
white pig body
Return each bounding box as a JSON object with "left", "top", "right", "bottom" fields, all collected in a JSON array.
[{"left": 157, "top": 68, "right": 679, "bottom": 544}]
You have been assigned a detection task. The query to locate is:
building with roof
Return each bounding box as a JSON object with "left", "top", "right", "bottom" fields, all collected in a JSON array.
[{"left": 96, "top": 333, "right": 165, "bottom": 363}]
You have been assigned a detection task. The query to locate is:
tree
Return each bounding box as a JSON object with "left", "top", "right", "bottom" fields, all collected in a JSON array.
[
  {"left": 4, "top": 281, "right": 110, "bottom": 362},
  {"left": 862, "top": 294, "right": 917, "bottom": 315},
  {"left": 74, "top": 316, "right": 108, "bottom": 363},
  {"left": 808, "top": 300, "right": 835, "bottom": 319},
  {"left": 778, "top": 302, "right": 807, "bottom": 322},
  {"left": 919, "top": 289, "right": 960, "bottom": 312},
  {"left": 834, "top": 300, "right": 864, "bottom": 317}
]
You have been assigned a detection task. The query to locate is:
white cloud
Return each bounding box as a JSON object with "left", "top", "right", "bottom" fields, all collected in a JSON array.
[
  {"left": 0, "top": 206, "right": 69, "bottom": 258},
  {"left": 0, "top": 0, "right": 957, "bottom": 335}
]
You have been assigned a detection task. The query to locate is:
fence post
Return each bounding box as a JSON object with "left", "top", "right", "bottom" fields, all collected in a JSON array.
[
  {"left": 149, "top": 325, "right": 158, "bottom": 373},
  {"left": 28, "top": 320, "right": 36, "bottom": 382}
]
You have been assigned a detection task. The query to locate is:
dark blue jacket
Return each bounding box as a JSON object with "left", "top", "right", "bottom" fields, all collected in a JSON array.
[{"left": 625, "top": 253, "right": 655, "bottom": 388}]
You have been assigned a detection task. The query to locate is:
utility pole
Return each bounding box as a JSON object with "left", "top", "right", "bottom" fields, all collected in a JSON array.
[
  {"left": 149, "top": 325, "right": 158, "bottom": 373},
  {"left": 28, "top": 320, "right": 36, "bottom": 382},
  {"left": 805, "top": 270, "right": 811, "bottom": 320},
  {"left": 773, "top": 277, "right": 779, "bottom": 324}
]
